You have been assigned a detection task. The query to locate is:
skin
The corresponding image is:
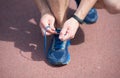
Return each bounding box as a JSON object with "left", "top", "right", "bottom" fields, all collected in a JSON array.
[
  {"left": 34, "top": 0, "right": 120, "bottom": 41},
  {"left": 95, "top": 0, "right": 120, "bottom": 14},
  {"left": 60, "top": 0, "right": 97, "bottom": 41},
  {"left": 103, "top": 0, "right": 120, "bottom": 14},
  {"left": 34, "top": 0, "right": 56, "bottom": 35}
]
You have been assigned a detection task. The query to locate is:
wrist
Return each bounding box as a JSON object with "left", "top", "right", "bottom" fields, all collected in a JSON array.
[
  {"left": 41, "top": 10, "right": 52, "bottom": 16},
  {"left": 72, "top": 14, "right": 84, "bottom": 24},
  {"left": 71, "top": 17, "right": 79, "bottom": 25},
  {"left": 70, "top": 17, "right": 80, "bottom": 28},
  {"left": 41, "top": 12, "right": 52, "bottom": 16}
]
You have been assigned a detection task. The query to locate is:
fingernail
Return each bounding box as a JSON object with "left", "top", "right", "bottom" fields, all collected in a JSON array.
[
  {"left": 54, "top": 31, "right": 57, "bottom": 34},
  {"left": 51, "top": 28, "right": 55, "bottom": 31},
  {"left": 59, "top": 35, "right": 62, "bottom": 39}
]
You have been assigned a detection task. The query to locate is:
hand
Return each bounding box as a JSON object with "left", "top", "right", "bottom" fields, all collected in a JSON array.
[
  {"left": 40, "top": 13, "right": 57, "bottom": 36},
  {"left": 59, "top": 17, "right": 80, "bottom": 41}
]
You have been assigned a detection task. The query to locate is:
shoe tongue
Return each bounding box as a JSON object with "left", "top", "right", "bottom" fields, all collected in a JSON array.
[
  {"left": 54, "top": 28, "right": 61, "bottom": 37},
  {"left": 56, "top": 28, "right": 61, "bottom": 33}
]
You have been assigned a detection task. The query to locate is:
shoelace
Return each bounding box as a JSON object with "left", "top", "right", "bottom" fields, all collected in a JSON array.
[
  {"left": 44, "top": 27, "right": 63, "bottom": 56},
  {"left": 44, "top": 26, "right": 50, "bottom": 56},
  {"left": 44, "top": 31, "right": 47, "bottom": 56}
]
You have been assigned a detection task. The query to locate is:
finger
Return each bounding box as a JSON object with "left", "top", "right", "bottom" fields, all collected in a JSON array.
[
  {"left": 40, "top": 22, "right": 56, "bottom": 35},
  {"left": 49, "top": 19, "right": 56, "bottom": 31},
  {"left": 69, "top": 28, "right": 78, "bottom": 39},
  {"left": 42, "top": 31, "right": 52, "bottom": 36},
  {"left": 41, "top": 27, "right": 52, "bottom": 36},
  {"left": 61, "top": 32, "right": 70, "bottom": 41},
  {"left": 45, "top": 32, "right": 52, "bottom": 36},
  {"left": 41, "top": 21, "right": 56, "bottom": 34},
  {"left": 45, "top": 27, "right": 57, "bottom": 34},
  {"left": 59, "top": 26, "right": 68, "bottom": 40},
  {"left": 40, "top": 23, "right": 47, "bottom": 35},
  {"left": 40, "top": 19, "right": 56, "bottom": 35},
  {"left": 61, "top": 29, "right": 75, "bottom": 41},
  {"left": 49, "top": 19, "right": 57, "bottom": 34}
]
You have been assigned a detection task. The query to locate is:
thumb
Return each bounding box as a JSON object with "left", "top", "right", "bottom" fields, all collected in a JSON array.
[
  {"left": 59, "top": 25, "right": 68, "bottom": 40},
  {"left": 49, "top": 19, "right": 55, "bottom": 31}
]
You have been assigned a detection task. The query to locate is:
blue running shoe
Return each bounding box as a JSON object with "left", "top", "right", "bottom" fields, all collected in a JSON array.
[
  {"left": 84, "top": 8, "right": 98, "bottom": 24},
  {"left": 75, "top": 0, "right": 98, "bottom": 24},
  {"left": 47, "top": 29, "right": 70, "bottom": 66}
]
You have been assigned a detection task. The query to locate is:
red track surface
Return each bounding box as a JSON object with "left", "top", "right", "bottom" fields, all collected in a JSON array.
[{"left": 0, "top": 0, "right": 120, "bottom": 78}]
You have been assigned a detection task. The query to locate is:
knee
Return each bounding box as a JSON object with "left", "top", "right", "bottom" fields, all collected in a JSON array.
[
  {"left": 103, "top": 0, "right": 120, "bottom": 14},
  {"left": 107, "top": 4, "right": 120, "bottom": 14}
]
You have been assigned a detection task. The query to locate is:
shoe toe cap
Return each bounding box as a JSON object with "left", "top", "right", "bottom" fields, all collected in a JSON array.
[{"left": 47, "top": 49, "right": 70, "bottom": 66}]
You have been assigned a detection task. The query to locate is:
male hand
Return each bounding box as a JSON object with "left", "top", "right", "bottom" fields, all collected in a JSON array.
[
  {"left": 40, "top": 13, "right": 57, "bottom": 36},
  {"left": 59, "top": 17, "right": 79, "bottom": 41}
]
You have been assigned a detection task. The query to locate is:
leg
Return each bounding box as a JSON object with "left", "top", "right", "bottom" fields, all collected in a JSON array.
[
  {"left": 95, "top": 0, "right": 120, "bottom": 14},
  {"left": 103, "top": 0, "right": 120, "bottom": 14},
  {"left": 45, "top": 0, "right": 71, "bottom": 66},
  {"left": 47, "top": 0, "right": 69, "bottom": 28}
]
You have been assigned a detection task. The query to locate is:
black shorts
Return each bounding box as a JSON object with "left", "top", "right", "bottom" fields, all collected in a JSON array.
[{"left": 75, "top": 0, "right": 81, "bottom": 6}]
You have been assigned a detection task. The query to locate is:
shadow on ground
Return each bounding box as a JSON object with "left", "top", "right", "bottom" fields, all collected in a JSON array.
[{"left": 0, "top": 0, "right": 84, "bottom": 63}]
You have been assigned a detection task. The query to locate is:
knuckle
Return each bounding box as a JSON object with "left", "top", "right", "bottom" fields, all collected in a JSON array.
[
  {"left": 46, "top": 32, "right": 51, "bottom": 36},
  {"left": 70, "top": 35, "right": 75, "bottom": 39},
  {"left": 60, "top": 32, "right": 64, "bottom": 35},
  {"left": 40, "top": 21, "right": 44, "bottom": 27},
  {"left": 61, "top": 38, "right": 65, "bottom": 41},
  {"left": 46, "top": 29, "right": 51, "bottom": 32},
  {"left": 40, "top": 19, "right": 44, "bottom": 24},
  {"left": 59, "top": 37, "right": 64, "bottom": 41}
]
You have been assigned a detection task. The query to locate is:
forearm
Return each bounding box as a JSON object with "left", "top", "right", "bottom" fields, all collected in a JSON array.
[
  {"left": 74, "top": 0, "right": 97, "bottom": 20},
  {"left": 34, "top": 0, "right": 51, "bottom": 15}
]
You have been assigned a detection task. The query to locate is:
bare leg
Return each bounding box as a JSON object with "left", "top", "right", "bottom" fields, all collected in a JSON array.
[
  {"left": 47, "top": 0, "right": 70, "bottom": 28},
  {"left": 103, "top": 0, "right": 120, "bottom": 14},
  {"left": 95, "top": 0, "right": 120, "bottom": 14}
]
